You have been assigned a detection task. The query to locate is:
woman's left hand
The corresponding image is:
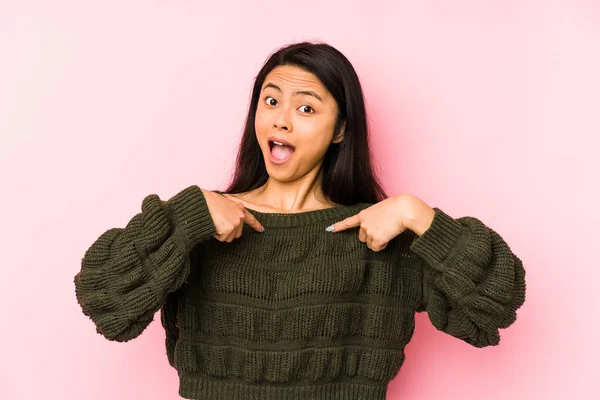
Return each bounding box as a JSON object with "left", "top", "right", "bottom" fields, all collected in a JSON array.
[{"left": 327, "top": 194, "right": 436, "bottom": 252}]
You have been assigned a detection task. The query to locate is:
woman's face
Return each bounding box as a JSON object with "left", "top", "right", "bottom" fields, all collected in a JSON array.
[{"left": 254, "top": 64, "right": 344, "bottom": 183}]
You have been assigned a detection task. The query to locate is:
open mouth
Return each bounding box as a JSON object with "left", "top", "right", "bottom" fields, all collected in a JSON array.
[{"left": 268, "top": 140, "right": 296, "bottom": 162}]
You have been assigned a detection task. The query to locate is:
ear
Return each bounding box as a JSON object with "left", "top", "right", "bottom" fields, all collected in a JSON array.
[{"left": 332, "top": 120, "right": 345, "bottom": 144}]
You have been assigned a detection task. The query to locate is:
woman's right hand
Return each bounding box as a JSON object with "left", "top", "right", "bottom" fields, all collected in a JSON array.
[{"left": 201, "top": 189, "right": 264, "bottom": 242}]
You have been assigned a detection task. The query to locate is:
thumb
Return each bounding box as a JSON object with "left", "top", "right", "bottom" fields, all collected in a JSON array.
[
  {"left": 326, "top": 214, "right": 361, "bottom": 232},
  {"left": 221, "top": 193, "right": 239, "bottom": 202}
]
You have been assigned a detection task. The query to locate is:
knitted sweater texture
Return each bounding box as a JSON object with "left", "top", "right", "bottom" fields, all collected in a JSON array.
[{"left": 74, "top": 185, "right": 526, "bottom": 400}]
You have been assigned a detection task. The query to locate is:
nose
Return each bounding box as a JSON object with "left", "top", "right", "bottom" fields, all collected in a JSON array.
[{"left": 273, "top": 109, "right": 292, "bottom": 131}]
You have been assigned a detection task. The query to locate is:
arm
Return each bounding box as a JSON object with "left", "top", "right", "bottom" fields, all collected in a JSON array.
[
  {"left": 161, "top": 287, "right": 182, "bottom": 367},
  {"left": 74, "top": 185, "right": 216, "bottom": 342},
  {"left": 409, "top": 207, "right": 526, "bottom": 348}
]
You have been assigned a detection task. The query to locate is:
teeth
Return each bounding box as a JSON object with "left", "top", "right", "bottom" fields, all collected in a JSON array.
[{"left": 270, "top": 140, "right": 294, "bottom": 149}]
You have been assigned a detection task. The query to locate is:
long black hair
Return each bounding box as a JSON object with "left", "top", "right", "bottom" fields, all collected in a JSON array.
[{"left": 224, "top": 41, "right": 388, "bottom": 205}]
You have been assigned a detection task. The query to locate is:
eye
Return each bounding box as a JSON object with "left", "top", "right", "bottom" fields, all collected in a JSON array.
[
  {"left": 298, "top": 105, "right": 314, "bottom": 114},
  {"left": 264, "top": 96, "right": 277, "bottom": 106}
]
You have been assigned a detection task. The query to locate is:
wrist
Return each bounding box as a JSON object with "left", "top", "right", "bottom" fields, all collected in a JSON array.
[{"left": 396, "top": 194, "right": 435, "bottom": 236}]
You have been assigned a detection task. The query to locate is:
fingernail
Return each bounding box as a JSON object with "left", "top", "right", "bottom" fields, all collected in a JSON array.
[
  {"left": 325, "top": 225, "right": 334, "bottom": 232},
  {"left": 261, "top": 225, "right": 265, "bottom": 232}
]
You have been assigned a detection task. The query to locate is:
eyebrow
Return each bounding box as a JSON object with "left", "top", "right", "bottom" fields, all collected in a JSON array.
[{"left": 262, "top": 82, "right": 323, "bottom": 102}]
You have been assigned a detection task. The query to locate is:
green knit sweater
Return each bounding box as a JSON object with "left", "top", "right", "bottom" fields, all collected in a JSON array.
[{"left": 74, "top": 185, "right": 526, "bottom": 400}]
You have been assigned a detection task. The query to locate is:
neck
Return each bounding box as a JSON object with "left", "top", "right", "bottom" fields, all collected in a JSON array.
[{"left": 251, "top": 167, "right": 335, "bottom": 213}]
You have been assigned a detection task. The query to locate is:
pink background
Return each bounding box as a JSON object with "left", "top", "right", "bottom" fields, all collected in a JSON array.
[{"left": 1, "top": 1, "right": 598, "bottom": 399}]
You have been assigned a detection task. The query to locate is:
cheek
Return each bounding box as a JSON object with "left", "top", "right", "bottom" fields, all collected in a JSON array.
[
  {"left": 254, "top": 114, "right": 271, "bottom": 148},
  {"left": 254, "top": 111, "right": 266, "bottom": 133},
  {"left": 303, "top": 120, "right": 336, "bottom": 147},
  {"left": 297, "top": 131, "right": 333, "bottom": 161}
]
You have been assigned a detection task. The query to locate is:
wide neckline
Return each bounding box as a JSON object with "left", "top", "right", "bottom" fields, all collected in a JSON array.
[{"left": 212, "top": 190, "right": 369, "bottom": 228}]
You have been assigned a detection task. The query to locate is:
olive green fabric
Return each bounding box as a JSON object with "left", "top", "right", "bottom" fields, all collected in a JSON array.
[{"left": 74, "top": 185, "right": 526, "bottom": 399}]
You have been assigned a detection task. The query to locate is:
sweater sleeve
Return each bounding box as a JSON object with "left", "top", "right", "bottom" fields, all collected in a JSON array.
[
  {"left": 74, "top": 185, "right": 217, "bottom": 342},
  {"left": 409, "top": 207, "right": 526, "bottom": 348}
]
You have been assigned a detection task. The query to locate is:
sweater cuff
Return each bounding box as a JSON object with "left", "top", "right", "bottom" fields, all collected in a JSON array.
[
  {"left": 167, "top": 185, "right": 217, "bottom": 250},
  {"left": 409, "top": 207, "right": 466, "bottom": 273}
]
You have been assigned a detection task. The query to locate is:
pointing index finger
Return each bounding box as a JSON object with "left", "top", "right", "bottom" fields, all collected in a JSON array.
[
  {"left": 243, "top": 208, "right": 265, "bottom": 232},
  {"left": 327, "top": 214, "right": 361, "bottom": 232}
]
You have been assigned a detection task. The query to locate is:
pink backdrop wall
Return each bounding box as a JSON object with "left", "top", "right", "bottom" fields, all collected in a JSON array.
[{"left": 1, "top": 1, "right": 598, "bottom": 399}]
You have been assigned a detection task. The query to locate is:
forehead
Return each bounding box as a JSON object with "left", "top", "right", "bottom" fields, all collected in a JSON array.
[{"left": 263, "top": 65, "right": 327, "bottom": 92}]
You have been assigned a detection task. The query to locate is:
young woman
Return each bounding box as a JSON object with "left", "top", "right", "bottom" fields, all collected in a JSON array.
[{"left": 74, "top": 41, "right": 526, "bottom": 400}]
